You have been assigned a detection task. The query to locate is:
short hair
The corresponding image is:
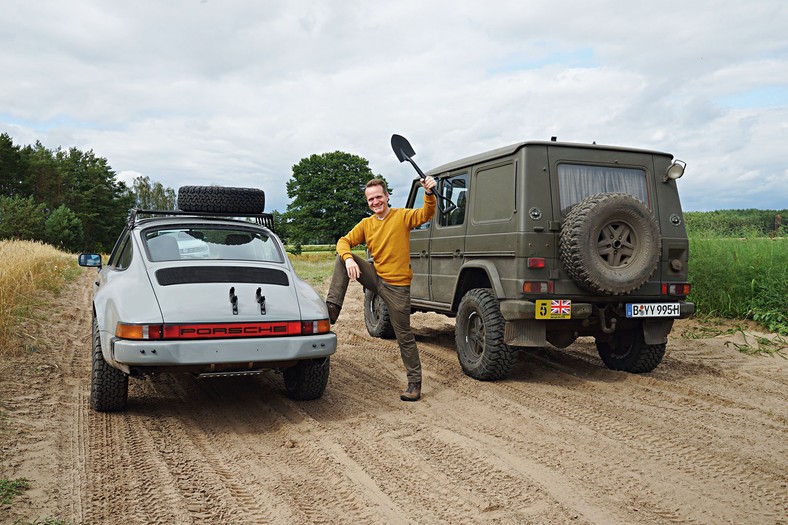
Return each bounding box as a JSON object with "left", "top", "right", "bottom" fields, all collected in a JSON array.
[{"left": 365, "top": 178, "right": 388, "bottom": 194}]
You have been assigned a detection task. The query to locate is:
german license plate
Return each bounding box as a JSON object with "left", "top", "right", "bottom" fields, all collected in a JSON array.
[
  {"left": 626, "top": 303, "right": 681, "bottom": 318},
  {"left": 535, "top": 300, "right": 571, "bottom": 320}
]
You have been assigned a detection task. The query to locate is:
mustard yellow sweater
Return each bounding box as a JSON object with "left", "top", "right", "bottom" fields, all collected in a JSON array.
[{"left": 336, "top": 194, "right": 436, "bottom": 286}]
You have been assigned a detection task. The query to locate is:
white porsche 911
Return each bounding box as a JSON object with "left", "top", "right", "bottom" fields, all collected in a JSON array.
[{"left": 78, "top": 186, "right": 335, "bottom": 412}]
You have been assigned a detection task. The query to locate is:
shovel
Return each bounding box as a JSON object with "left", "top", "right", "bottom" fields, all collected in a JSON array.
[{"left": 391, "top": 134, "right": 456, "bottom": 215}]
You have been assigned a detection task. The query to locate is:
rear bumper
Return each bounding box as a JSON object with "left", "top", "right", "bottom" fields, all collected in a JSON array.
[
  {"left": 110, "top": 332, "right": 336, "bottom": 367},
  {"left": 499, "top": 299, "right": 695, "bottom": 320}
]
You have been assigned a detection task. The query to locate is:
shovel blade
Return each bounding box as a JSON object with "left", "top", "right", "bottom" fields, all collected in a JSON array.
[{"left": 391, "top": 134, "right": 416, "bottom": 162}]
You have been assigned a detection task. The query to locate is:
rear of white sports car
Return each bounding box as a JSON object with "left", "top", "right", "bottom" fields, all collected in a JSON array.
[
  {"left": 85, "top": 211, "right": 335, "bottom": 411},
  {"left": 115, "top": 222, "right": 334, "bottom": 371}
]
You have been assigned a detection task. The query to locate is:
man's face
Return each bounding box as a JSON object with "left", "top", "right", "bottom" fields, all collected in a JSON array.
[{"left": 365, "top": 185, "right": 389, "bottom": 216}]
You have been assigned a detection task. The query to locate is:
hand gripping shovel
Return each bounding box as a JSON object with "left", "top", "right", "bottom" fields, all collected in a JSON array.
[{"left": 391, "top": 134, "right": 456, "bottom": 215}]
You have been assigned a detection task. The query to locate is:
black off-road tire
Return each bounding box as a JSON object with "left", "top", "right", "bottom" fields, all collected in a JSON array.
[
  {"left": 559, "top": 193, "right": 661, "bottom": 295},
  {"left": 364, "top": 289, "right": 395, "bottom": 339},
  {"left": 283, "top": 357, "right": 330, "bottom": 400},
  {"left": 90, "top": 316, "right": 128, "bottom": 412},
  {"left": 177, "top": 186, "right": 265, "bottom": 214},
  {"left": 455, "top": 288, "right": 517, "bottom": 380},
  {"left": 595, "top": 327, "right": 666, "bottom": 373}
]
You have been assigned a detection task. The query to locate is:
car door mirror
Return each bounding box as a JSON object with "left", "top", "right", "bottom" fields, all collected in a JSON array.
[{"left": 78, "top": 253, "right": 102, "bottom": 268}]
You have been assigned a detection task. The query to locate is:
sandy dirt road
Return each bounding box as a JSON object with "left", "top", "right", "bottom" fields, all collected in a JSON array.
[{"left": 1, "top": 269, "right": 786, "bottom": 525}]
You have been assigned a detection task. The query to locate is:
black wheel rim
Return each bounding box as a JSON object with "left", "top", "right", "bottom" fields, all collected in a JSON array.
[
  {"left": 466, "top": 311, "right": 485, "bottom": 359},
  {"left": 367, "top": 295, "right": 381, "bottom": 323}
]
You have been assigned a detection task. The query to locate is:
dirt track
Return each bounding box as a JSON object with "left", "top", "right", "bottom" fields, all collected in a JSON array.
[{"left": 1, "top": 269, "right": 786, "bottom": 525}]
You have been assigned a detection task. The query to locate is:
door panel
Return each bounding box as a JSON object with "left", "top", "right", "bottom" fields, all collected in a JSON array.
[
  {"left": 429, "top": 173, "right": 468, "bottom": 305},
  {"left": 406, "top": 181, "right": 432, "bottom": 301}
]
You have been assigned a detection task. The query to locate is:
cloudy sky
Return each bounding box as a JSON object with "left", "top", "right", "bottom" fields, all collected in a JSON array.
[{"left": 2, "top": 1, "right": 786, "bottom": 212}]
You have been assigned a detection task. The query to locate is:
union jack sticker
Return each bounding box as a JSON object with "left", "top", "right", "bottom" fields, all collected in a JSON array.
[
  {"left": 535, "top": 299, "right": 572, "bottom": 320},
  {"left": 551, "top": 300, "right": 571, "bottom": 316}
]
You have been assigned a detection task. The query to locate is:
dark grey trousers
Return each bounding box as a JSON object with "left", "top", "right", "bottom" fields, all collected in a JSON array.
[{"left": 326, "top": 254, "right": 422, "bottom": 383}]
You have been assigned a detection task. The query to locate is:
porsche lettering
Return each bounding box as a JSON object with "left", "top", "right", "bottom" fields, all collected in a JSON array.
[{"left": 179, "top": 325, "right": 288, "bottom": 336}]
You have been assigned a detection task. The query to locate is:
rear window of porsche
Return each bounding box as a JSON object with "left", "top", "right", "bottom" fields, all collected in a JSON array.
[
  {"left": 144, "top": 227, "right": 283, "bottom": 263},
  {"left": 558, "top": 163, "right": 648, "bottom": 215}
]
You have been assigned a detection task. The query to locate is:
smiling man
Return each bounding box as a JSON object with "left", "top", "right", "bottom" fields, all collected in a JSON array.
[{"left": 326, "top": 176, "right": 436, "bottom": 401}]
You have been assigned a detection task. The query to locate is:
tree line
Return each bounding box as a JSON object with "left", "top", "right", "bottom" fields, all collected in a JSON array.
[
  {"left": 0, "top": 133, "right": 177, "bottom": 253},
  {"left": 0, "top": 133, "right": 389, "bottom": 253}
]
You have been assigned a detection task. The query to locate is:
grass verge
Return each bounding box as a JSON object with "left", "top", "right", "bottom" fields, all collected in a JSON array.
[
  {"left": 688, "top": 236, "right": 787, "bottom": 335},
  {"left": 287, "top": 249, "right": 364, "bottom": 286},
  {"left": 0, "top": 240, "right": 80, "bottom": 355}
]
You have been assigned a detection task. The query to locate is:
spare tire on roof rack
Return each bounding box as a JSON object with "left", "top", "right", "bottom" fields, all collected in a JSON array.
[{"left": 177, "top": 186, "right": 266, "bottom": 214}]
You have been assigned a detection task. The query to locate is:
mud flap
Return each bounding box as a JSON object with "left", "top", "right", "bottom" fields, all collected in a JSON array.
[
  {"left": 504, "top": 320, "right": 547, "bottom": 347},
  {"left": 642, "top": 319, "right": 674, "bottom": 345}
]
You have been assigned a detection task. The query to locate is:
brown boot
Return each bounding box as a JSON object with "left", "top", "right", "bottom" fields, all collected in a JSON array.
[
  {"left": 400, "top": 382, "right": 421, "bottom": 402},
  {"left": 326, "top": 301, "right": 341, "bottom": 324}
]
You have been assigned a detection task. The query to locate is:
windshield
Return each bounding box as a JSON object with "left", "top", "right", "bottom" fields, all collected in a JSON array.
[
  {"left": 558, "top": 163, "right": 648, "bottom": 215},
  {"left": 144, "top": 226, "right": 283, "bottom": 263}
]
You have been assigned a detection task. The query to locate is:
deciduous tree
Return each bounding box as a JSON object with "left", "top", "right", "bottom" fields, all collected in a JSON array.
[{"left": 285, "top": 152, "right": 390, "bottom": 244}]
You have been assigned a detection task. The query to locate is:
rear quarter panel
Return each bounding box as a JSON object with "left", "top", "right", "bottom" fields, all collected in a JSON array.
[{"left": 94, "top": 236, "right": 162, "bottom": 361}]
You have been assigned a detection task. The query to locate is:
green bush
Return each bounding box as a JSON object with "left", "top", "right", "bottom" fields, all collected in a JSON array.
[
  {"left": 689, "top": 235, "right": 787, "bottom": 334},
  {"left": 685, "top": 209, "right": 786, "bottom": 237}
]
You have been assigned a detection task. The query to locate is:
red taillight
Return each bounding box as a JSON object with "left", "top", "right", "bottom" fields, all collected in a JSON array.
[
  {"left": 527, "top": 257, "right": 546, "bottom": 269},
  {"left": 662, "top": 283, "right": 691, "bottom": 296},
  {"left": 522, "top": 281, "right": 554, "bottom": 294},
  {"left": 301, "top": 319, "right": 331, "bottom": 334}
]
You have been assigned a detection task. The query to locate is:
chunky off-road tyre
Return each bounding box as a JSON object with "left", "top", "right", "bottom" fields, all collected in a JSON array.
[
  {"left": 559, "top": 193, "right": 661, "bottom": 295},
  {"left": 595, "top": 327, "right": 666, "bottom": 373},
  {"left": 283, "top": 357, "right": 330, "bottom": 400},
  {"left": 90, "top": 316, "right": 128, "bottom": 412},
  {"left": 177, "top": 186, "right": 266, "bottom": 214},
  {"left": 364, "top": 289, "right": 395, "bottom": 339},
  {"left": 455, "top": 288, "right": 517, "bottom": 380}
]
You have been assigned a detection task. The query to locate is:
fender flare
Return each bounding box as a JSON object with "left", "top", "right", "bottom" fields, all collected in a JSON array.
[{"left": 454, "top": 260, "right": 506, "bottom": 304}]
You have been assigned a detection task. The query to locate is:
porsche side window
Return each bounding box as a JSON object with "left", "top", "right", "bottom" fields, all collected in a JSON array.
[
  {"left": 114, "top": 237, "right": 133, "bottom": 270},
  {"left": 106, "top": 228, "right": 130, "bottom": 266}
]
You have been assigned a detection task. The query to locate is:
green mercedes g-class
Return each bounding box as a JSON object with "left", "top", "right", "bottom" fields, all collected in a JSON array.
[{"left": 364, "top": 136, "right": 694, "bottom": 380}]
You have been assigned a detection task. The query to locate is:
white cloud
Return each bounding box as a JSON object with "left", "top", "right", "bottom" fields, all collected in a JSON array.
[{"left": 1, "top": 0, "right": 786, "bottom": 212}]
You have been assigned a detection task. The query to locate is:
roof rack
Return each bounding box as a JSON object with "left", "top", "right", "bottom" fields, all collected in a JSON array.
[{"left": 127, "top": 209, "right": 275, "bottom": 230}]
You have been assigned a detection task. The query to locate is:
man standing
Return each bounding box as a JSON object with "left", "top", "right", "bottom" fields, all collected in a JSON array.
[{"left": 326, "top": 176, "right": 436, "bottom": 401}]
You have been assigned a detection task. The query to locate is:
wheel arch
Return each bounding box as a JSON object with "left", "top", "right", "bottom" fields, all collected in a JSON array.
[{"left": 452, "top": 261, "right": 504, "bottom": 310}]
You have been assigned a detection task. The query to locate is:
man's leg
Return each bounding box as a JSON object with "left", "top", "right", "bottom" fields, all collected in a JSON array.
[
  {"left": 325, "top": 254, "right": 379, "bottom": 322},
  {"left": 379, "top": 282, "right": 422, "bottom": 401}
]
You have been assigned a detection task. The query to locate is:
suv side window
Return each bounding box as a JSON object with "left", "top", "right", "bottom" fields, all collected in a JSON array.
[
  {"left": 472, "top": 162, "right": 516, "bottom": 223},
  {"left": 438, "top": 173, "right": 468, "bottom": 227},
  {"left": 410, "top": 185, "right": 431, "bottom": 231}
]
